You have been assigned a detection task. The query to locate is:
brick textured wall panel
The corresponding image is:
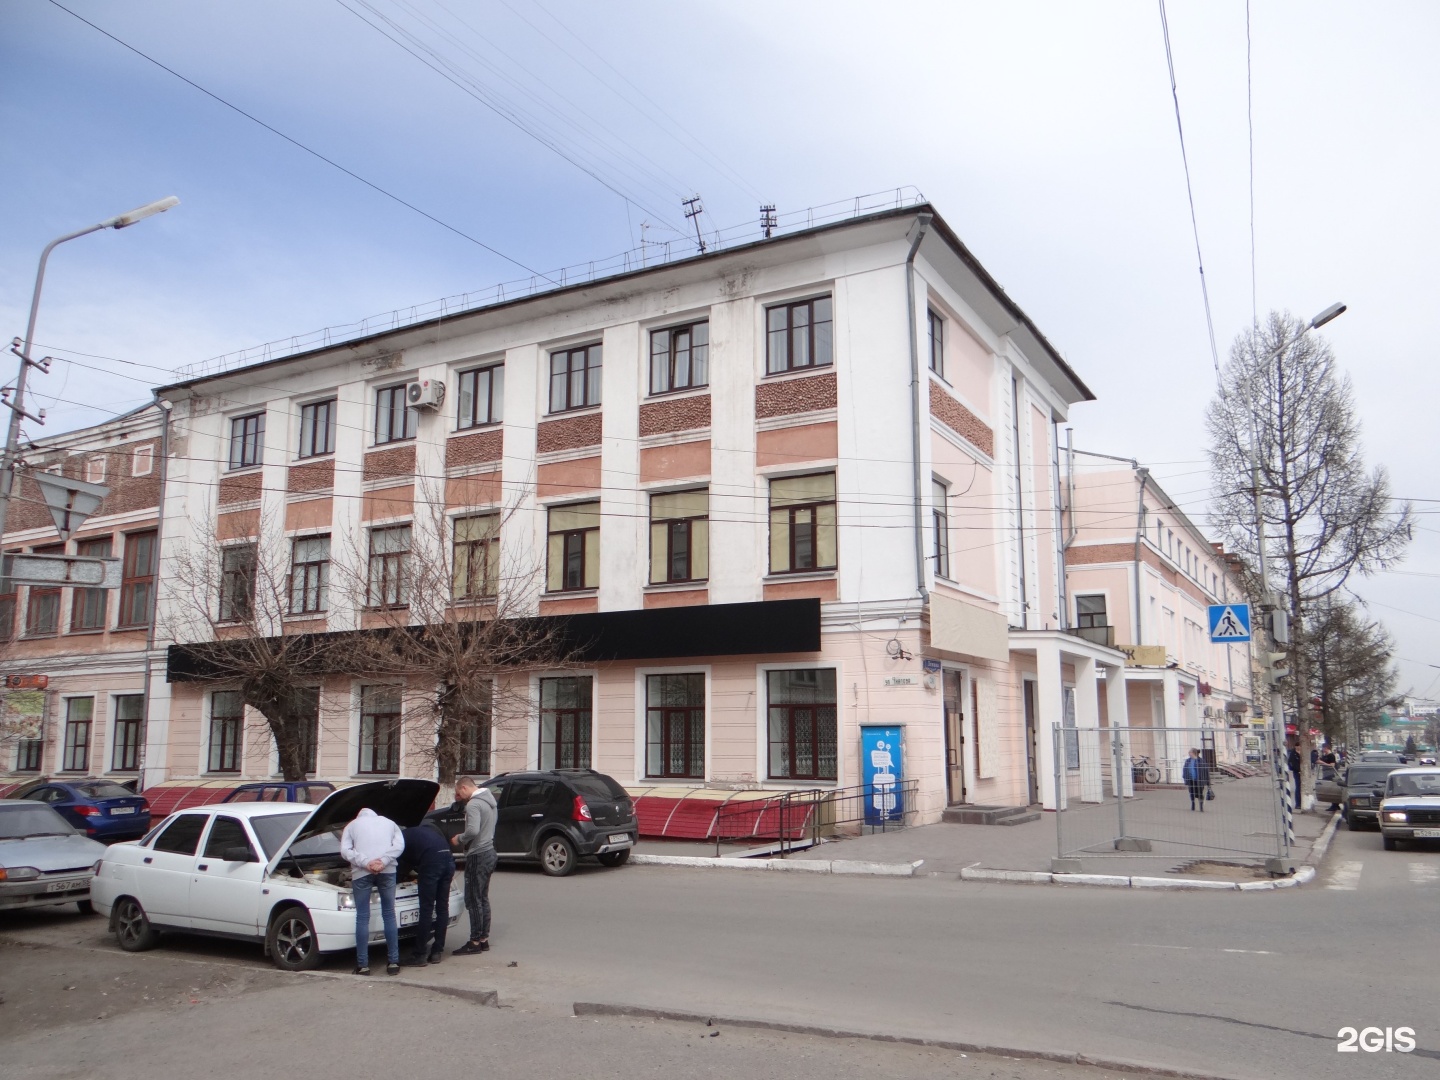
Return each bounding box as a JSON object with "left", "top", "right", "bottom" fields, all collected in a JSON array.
[
  {"left": 929, "top": 382, "right": 994, "bottom": 457},
  {"left": 755, "top": 372, "right": 837, "bottom": 420},
  {"left": 446, "top": 429, "right": 503, "bottom": 468},
  {"left": 639, "top": 395, "right": 711, "bottom": 436},
  {"left": 363, "top": 444, "right": 416, "bottom": 482},
  {"left": 536, "top": 412, "right": 602, "bottom": 454},
  {"left": 7, "top": 440, "right": 164, "bottom": 535},
  {"left": 217, "top": 470, "right": 263, "bottom": 507},
  {"left": 1066, "top": 543, "right": 1136, "bottom": 566},
  {"left": 287, "top": 459, "right": 334, "bottom": 493}
]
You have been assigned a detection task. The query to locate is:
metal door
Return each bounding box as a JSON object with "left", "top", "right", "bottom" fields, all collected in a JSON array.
[
  {"left": 1023, "top": 680, "right": 1039, "bottom": 806},
  {"left": 942, "top": 670, "right": 965, "bottom": 805}
]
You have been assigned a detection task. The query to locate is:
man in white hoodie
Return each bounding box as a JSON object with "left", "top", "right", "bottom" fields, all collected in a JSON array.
[{"left": 339, "top": 807, "right": 405, "bottom": 976}]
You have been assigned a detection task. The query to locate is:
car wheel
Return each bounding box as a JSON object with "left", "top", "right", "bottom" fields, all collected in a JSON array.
[
  {"left": 538, "top": 834, "right": 577, "bottom": 877},
  {"left": 114, "top": 897, "right": 160, "bottom": 952},
  {"left": 596, "top": 850, "right": 630, "bottom": 868},
  {"left": 1346, "top": 816, "right": 1362, "bottom": 831},
  {"left": 77, "top": 899, "right": 94, "bottom": 916},
  {"left": 1382, "top": 835, "right": 1399, "bottom": 851},
  {"left": 267, "top": 906, "right": 322, "bottom": 971}
]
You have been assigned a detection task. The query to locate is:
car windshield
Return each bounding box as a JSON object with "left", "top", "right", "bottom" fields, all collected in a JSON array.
[
  {"left": 1387, "top": 774, "right": 1440, "bottom": 798},
  {"left": 251, "top": 812, "right": 309, "bottom": 857},
  {"left": 71, "top": 781, "right": 137, "bottom": 800},
  {"left": 0, "top": 804, "right": 79, "bottom": 839},
  {"left": 1347, "top": 766, "right": 1399, "bottom": 786}
]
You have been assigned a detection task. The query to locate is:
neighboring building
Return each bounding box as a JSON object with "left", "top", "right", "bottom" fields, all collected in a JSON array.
[
  {"left": 1063, "top": 458, "right": 1258, "bottom": 779},
  {"left": 0, "top": 404, "right": 164, "bottom": 791},
  {"left": 14, "top": 202, "right": 1132, "bottom": 820}
]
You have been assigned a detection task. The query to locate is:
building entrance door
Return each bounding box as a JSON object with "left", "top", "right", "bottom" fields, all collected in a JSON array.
[
  {"left": 1023, "top": 680, "right": 1039, "bottom": 806},
  {"left": 942, "top": 670, "right": 965, "bottom": 805}
]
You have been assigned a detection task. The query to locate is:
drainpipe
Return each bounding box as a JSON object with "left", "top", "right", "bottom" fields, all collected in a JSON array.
[
  {"left": 905, "top": 212, "right": 933, "bottom": 599},
  {"left": 1054, "top": 421, "right": 1067, "bottom": 630},
  {"left": 138, "top": 393, "right": 172, "bottom": 792},
  {"left": 1133, "top": 467, "right": 1149, "bottom": 647}
]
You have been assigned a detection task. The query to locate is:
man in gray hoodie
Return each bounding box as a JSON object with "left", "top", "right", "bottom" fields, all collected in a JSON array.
[{"left": 450, "top": 775, "right": 498, "bottom": 955}]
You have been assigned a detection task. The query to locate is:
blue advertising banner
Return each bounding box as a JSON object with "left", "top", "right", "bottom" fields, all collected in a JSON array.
[{"left": 860, "top": 725, "right": 904, "bottom": 825}]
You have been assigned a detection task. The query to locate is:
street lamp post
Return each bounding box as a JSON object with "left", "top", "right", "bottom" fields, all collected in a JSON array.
[{"left": 0, "top": 196, "right": 180, "bottom": 543}]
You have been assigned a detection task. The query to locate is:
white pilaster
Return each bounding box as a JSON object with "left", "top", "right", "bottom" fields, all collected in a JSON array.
[{"left": 1035, "top": 638, "right": 1063, "bottom": 809}]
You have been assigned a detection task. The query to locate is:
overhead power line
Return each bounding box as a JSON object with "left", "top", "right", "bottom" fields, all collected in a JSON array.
[{"left": 45, "top": 0, "right": 554, "bottom": 282}]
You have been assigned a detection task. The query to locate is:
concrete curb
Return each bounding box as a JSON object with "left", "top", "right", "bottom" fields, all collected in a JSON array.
[
  {"left": 629, "top": 853, "right": 924, "bottom": 877},
  {"left": 296, "top": 968, "right": 498, "bottom": 1006},
  {"left": 572, "top": 1001, "right": 1244, "bottom": 1080}
]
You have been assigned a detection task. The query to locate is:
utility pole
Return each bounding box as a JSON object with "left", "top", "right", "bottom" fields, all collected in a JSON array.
[
  {"left": 760, "top": 204, "right": 777, "bottom": 239},
  {"left": 682, "top": 195, "right": 706, "bottom": 253}
]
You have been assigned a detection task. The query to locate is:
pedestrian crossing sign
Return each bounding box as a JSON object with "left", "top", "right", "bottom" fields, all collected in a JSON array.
[{"left": 1208, "top": 603, "right": 1251, "bottom": 642}]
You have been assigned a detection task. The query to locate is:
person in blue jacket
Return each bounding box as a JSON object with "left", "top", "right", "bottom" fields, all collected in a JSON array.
[
  {"left": 1182, "top": 748, "right": 1211, "bottom": 811},
  {"left": 398, "top": 820, "right": 455, "bottom": 966}
]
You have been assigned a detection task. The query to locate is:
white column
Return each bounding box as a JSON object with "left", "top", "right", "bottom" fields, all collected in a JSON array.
[
  {"left": 1106, "top": 663, "right": 1133, "bottom": 796},
  {"left": 500, "top": 345, "right": 542, "bottom": 616},
  {"left": 1073, "top": 654, "right": 1102, "bottom": 803},
  {"left": 707, "top": 297, "right": 759, "bottom": 604},
  {"left": 1161, "top": 667, "right": 1184, "bottom": 783},
  {"left": 598, "top": 323, "right": 642, "bottom": 611},
  {"left": 1035, "top": 638, "right": 1063, "bottom": 810}
]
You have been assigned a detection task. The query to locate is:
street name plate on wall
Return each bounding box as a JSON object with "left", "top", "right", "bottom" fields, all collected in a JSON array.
[{"left": 884, "top": 675, "right": 919, "bottom": 687}]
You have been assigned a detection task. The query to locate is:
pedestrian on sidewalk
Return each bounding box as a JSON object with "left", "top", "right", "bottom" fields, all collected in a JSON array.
[
  {"left": 450, "top": 775, "right": 498, "bottom": 957},
  {"left": 340, "top": 807, "right": 405, "bottom": 976},
  {"left": 1183, "top": 749, "right": 1207, "bottom": 811},
  {"left": 398, "top": 820, "right": 454, "bottom": 966},
  {"left": 1287, "top": 745, "right": 1303, "bottom": 813}
]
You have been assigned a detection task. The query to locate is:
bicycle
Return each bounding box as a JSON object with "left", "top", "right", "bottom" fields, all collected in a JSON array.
[{"left": 1131, "top": 755, "right": 1161, "bottom": 785}]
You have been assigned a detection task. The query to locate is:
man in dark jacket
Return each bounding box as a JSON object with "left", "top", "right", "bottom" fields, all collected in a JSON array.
[
  {"left": 450, "top": 775, "right": 498, "bottom": 956},
  {"left": 398, "top": 821, "right": 454, "bottom": 966},
  {"left": 1287, "top": 745, "right": 1303, "bottom": 813}
]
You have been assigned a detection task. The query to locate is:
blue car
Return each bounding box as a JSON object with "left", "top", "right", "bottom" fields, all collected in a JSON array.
[
  {"left": 19, "top": 780, "right": 151, "bottom": 842},
  {"left": 220, "top": 781, "right": 336, "bottom": 804}
]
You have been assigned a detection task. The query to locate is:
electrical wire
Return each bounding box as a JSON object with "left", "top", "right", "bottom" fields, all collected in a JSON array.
[
  {"left": 1245, "top": 0, "right": 1258, "bottom": 328},
  {"left": 44, "top": 0, "right": 555, "bottom": 282}
]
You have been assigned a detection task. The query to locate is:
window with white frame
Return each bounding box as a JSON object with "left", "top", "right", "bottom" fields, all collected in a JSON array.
[
  {"left": 208, "top": 691, "right": 243, "bottom": 773},
  {"left": 649, "top": 489, "right": 707, "bottom": 584},
  {"left": 452, "top": 514, "right": 499, "bottom": 600},
  {"left": 649, "top": 321, "right": 708, "bottom": 395},
  {"left": 768, "top": 473, "right": 836, "bottom": 574},
  {"left": 457, "top": 363, "right": 504, "bottom": 429},
  {"left": 131, "top": 444, "right": 154, "bottom": 477},
  {"left": 219, "top": 544, "right": 257, "bottom": 622},
  {"left": 111, "top": 694, "right": 144, "bottom": 772},
  {"left": 298, "top": 398, "right": 337, "bottom": 458},
  {"left": 85, "top": 455, "right": 107, "bottom": 484},
  {"left": 228, "top": 412, "right": 265, "bottom": 469},
  {"left": 289, "top": 535, "right": 330, "bottom": 615},
  {"left": 358, "top": 686, "right": 401, "bottom": 774},
  {"left": 765, "top": 296, "right": 832, "bottom": 374},
  {"left": 366, "top": 525, "right": 411, "bottom": 608},
  {"left": 62, "top": 698, "right": 93, "bottom": 772},
  {"left": 546, "top": 502, "right": 600, "bottom": 592},
  {"left": 374, "top": 385, "right": 417, "bottom": 445},
  {"left": 766, "top": 668, "right": 837, "bottom": 780},
  {"left": 539, "top": 676, "right": 591, "bottom": 770},
  {"left": 932, "top": 478, "right": 950, "bottom": 578},
  {"left": 548, "top": 344, "right": 602, "bottom": 413},
  {"left": 1075, "top": 594, "right": 1107, "bottom": 628},
  {"left": 645, "top": 673, "right": 705, "bottom": 779},
  {"left": 928, "top": 308, "right": 944, "bottom": 377}
]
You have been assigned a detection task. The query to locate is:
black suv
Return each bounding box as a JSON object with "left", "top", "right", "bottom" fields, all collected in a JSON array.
[
  {"left": 1343, "top": 763, "right": 1408, "bottom": 829},
  {"left": 427, "top": 770, "right": 637, "bottom": 877}
]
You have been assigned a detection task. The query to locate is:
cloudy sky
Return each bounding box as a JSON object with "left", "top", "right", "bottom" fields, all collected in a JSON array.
[{"left": 2, "top": 0, "right": 1436, "bottom": 699}]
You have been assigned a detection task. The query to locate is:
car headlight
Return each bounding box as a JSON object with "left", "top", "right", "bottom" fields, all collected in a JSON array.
[
  {"left": 1384, "top": 811, "right": 1408, "bottom": 822},
  {"left": 338, "top": 893, "right": 355, "bottom": 910},
  {"left": 0, "top": 866, "right": 41, "bottom": 882}
]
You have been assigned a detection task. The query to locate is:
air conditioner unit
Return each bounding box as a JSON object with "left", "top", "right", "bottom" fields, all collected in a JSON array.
[{"left": 406, "top": 379, "right": 445, "bottom": 409}]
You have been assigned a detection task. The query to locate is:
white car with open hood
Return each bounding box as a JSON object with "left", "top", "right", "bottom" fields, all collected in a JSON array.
[{"left": 90, "top": 779, "right": 461, "bottom": 970}]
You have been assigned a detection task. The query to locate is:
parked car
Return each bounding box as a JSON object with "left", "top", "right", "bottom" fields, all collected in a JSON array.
[
  {"left": 1314, "top": 765, "right": 1344, "bottom": 809},
  {"left": 426, "top": 769, "right": 637, "bottom": 877},
  {"left": 16, "top": 779, "right": 151, "bottom": 841},
  {"left": 1358, "top": 751, "right": 1405, "bottom": 762},
  {"left": 0, "top": 801, "right": 108, "bottom": 913},
  {"left": 1343, "top": 763, "right": 1410, "bottom": 829},
  {"left": 1378, "top": 767, "right": 1440, "bottom": 851},
  {"left": 90, "top": 779, "right": 461, "bottom": 970},
  {"left": 221, "top": 781, "right": 337, "bottom": 804}
]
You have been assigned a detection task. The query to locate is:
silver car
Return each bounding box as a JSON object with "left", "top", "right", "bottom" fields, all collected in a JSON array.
[{"left": 0, "top": 801, "right": 109, "bottom": 913}]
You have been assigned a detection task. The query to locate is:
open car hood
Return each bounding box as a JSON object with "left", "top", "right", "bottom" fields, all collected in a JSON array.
[{"left": 266, "top": 779, "right": 437, "bottom": 874}]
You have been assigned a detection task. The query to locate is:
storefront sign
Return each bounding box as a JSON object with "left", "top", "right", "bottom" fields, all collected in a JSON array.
[
  {"left": 1119, "top": 645, "right": 1168, "bottom": 667},
  {"left": 860, "top": 725, "right": 904, "bottom": 826},
  {"left": 3, "top": 674, "right": 49, "bottom": 690}
]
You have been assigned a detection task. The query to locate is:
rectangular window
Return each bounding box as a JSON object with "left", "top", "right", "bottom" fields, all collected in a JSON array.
[
  {"left": 452, "top": 514, "right": 499, "bottom": 600},
  {"left": 768, "top": 473, "right": 837, "bottom": 574},
  {"left": 298, "top": 398, "right": 337, "bottom": 458},
  {"left": 0, "top": 553, "right": 17, "bottom": 643},
  {"left": 85, "top": 455, "right": 107, "bottom": 484},
  {"left": 17, "top": 736, "right": 42, "bottom": 772},
  {"left": 932, "top": 479, "right": 950, "bottom": 579},
  {"left": 367, "top": 525, "right": 411, "bottom": 608},
  {"left": 289, "top": 535, "right": 330, "bottom": 615},
  {"left": 24, "top": 543, "right": 64, "bottom": 637},
  {"left": 359, "top": 686, "right": 401, "bottom": 774},
  {"left": 646, "top": 673, "right": 705, "bottom": 779},
  {"left": 228, "top": 412, "right": 265, "bottom": 470},
  {"left": 219, "top": 544, "right": 257, "bottom": 622},
  {"left": 455, "top": 686, "right": 493, "bottom": 776},
  {"left": 374, "top": 385, "right": 417, "bottom": 445},
  {"left": 765, "top": 296, "right": 833, "bottom": 374},
  {"left": 111, "top": 694, "right": 144, "bottom": 772},
  {"left": 649, "top": 322, "right": 709, "bottom": 395},
  {"left": 457, "top": 364, "right": 504, "bottom": 429},
  {"left": 295, "top": 686, "right": 320, "bottom": 775},
  {"left": 117, "top": 530, "right": 157, "bottom": 628},
  {"left": 546, "top": 502, "right": 600, "bottom": 592},
  {"left": 539, "top": 676, "right": 591, "bottom": 770},
  {"left": 548, "top": 343, "right": 602, "bottom": 413},
  {"left": 208, "top": 691, "right": 243, "bottom": 773},
  {"left": 71, "top": 536, "right": 112, "bottom": 631},
  {"left": 649, "top": 490, "right": 708, "bottom": 584},
  {"left": 928, "top": 308, "right": 944, "bottom": 377},
  {"left": 1075, "top": 594, "right": 1108, "bottom": 628},
  {"left": 62, "top": 698, "right": 93, "bottom": 772},
  {"left": 131, "top": 444, "right": 154, "bottom": 477},
  {"left": 767, "top": 669, "right": 837, "bottom": 780}
]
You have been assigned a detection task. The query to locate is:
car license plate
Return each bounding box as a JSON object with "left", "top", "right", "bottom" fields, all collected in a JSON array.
[
  {"left": 609, "top": 833, "right": 631, "bottom": 844},
  {"left": 109, "top": 807, "right": 136, "bottom": 815},
  {"left": 1413, "top": 828, "right": 1440, "bottom": 838},
  {"left": 46, "top": 878, "right": 85, "bottom": 893},
  {"left": 399, "top": 909, "right": 419, "bottom": 926}
]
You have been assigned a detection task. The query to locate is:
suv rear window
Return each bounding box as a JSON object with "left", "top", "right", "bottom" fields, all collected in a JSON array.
[{"left": 566, "top": 773, "right": 629, "bottom": 800}]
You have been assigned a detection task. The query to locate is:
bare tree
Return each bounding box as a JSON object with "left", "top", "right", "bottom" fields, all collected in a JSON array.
[
  {"left": 1208, "top": 311, "right": 1412, "bottom": 789},
  {"left": 1303, "top": 598, "right": 1399, "bottom": 747},
  {"left": 165, "top": 511, "right": 354, "bottom": 781}
]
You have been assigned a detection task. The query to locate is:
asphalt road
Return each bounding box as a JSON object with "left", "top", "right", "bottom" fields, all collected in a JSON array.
[{"left": 3, "top": 822, "right": 1437, "bottom": 1080}]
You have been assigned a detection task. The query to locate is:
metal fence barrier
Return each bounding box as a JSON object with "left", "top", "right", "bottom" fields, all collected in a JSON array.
[
  {"left": 714, "top": 779, "right": 921, "bottom": 857},
  {"left": 1054, "top": 725, "right": 1288, "bottom": 870}
]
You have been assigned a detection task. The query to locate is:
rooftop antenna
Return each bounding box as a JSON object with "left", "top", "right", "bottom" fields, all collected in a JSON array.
[
  {"left": 682, "top": 195, "right": 706, "bottom": 253},
  {"left": 760, "top": 204, "right": 777, "bottom": 238}
]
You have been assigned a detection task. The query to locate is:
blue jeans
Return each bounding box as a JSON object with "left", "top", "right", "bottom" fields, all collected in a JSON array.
[
  {"left": 412, "top": 851, "right": 454, "bottom": 960},
  {"left": 352, "top": 871, "right": 398, "bottom": 967}
]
